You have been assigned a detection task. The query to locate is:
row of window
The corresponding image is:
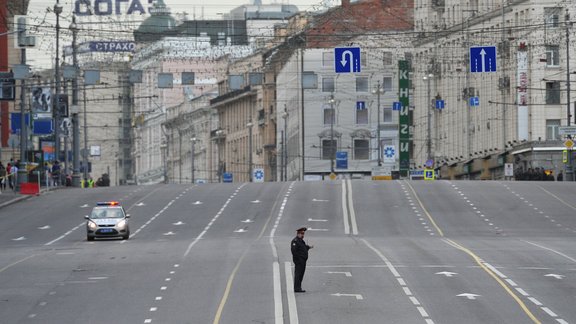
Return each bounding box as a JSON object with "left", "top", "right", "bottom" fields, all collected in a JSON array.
[
  {"left": 322, "top": 107, "right": 394, "bottom": 125},
  {"left": 319, "top": 139, "right": 395, "bottom": 161},
  {"left": 321, "top": 76, "right": 394, "bottom": 93}
]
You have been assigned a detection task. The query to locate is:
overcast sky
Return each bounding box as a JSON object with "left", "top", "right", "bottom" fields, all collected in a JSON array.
[{"left": 24, "top": 0, "right": 336, "bottom": 69}]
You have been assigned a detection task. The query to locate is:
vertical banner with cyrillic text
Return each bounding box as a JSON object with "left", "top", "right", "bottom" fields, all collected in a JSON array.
[{"left": 399, "top": 60, "right": 410, "bottom": 177}]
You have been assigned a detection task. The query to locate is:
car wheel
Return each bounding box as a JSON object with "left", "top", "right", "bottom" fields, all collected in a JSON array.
[
  {"left": 122, "top": 232, "right": 130, "bottom": 240},
  {"left": 87, "top": 235, "right": 94, "bottom": 241}
]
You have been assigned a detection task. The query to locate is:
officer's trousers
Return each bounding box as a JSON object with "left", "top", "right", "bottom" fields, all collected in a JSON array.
[{"left": 293, "top": 259, "right": 306, "bottom": 291}]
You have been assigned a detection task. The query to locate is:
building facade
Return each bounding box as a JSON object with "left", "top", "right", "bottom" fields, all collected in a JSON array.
[{"left": 413, "top": 0, "right": 576, "bottom": 179}]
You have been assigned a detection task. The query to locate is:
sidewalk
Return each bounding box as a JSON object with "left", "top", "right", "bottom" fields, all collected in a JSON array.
[{"left": 0, "top": 189, "right": 30, "bottom": 208}]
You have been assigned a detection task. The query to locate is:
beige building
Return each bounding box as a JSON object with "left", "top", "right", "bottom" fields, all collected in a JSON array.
[{"left": 413, "top": 0, "right": 576, "bottom": 179}]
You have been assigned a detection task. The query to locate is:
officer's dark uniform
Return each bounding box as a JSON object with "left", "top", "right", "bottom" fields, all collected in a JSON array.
[{"left": 291, "top": 227, "right": 311, "bottom": 292}]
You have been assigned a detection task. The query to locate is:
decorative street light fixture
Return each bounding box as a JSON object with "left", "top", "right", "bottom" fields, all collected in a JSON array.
[
  {"left": 372, "top": 80, "right": 385, "bottom": 166},
  {"left": 246, "top": 121, "right": 253, "bottom": 182},
  {"left": 191, "top": 137, "right": 196, "bottom": 184}
]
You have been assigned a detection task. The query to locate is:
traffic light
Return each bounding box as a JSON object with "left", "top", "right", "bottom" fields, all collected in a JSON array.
[
  {"left": 55, "top": 94, "right": 69, "bottom": 117},
  {"left": 0, "top": 72, "right": 15, "bottom": 101}
]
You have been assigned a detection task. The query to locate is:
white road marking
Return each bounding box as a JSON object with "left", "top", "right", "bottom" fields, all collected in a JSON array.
[
  {"left": 251, "top": 200, "right": 261, "bottom": 203},
  {"left": 38, "top": 225, "right": 50, "bottom": 230},
  {"left": 45, "top": 222, "right": 85, "bottom": 246},
  {"left": 307, "top": 218, "right": 328, "bottom": 222},
  {"left": 144, "top": 319, "right": 152, "bottom": 323},
  {"left": 522, "top": 240, "right": 576, "bottom": 263},
  {"left": 136, "top": 202, "right": 145, "bottom": 206},
  {"left": 80, "top": 204, "right": 90, "bottom": 208},
  {"left": 88, "top": 277, "right": 108, "bottom": 280},
  {"left": 163, "top": 232, "right": 176, "bottom": 236},
  {"left": 172, "top": 221, "right": 185, "bottom": 225},
  {"left": 12, "top": 236, "right": 26, "bottom": 241},
  {"left": 362, "top": 238, "right": 434, "bottom": 323},
  {"left": 342, "top": 180, "right": 350, "bottom": 235},
  {"left": 528, "top": 297, "right": 542, "bottom": 306},
  {"left": 150, "top": 307, "right": 157, "bottom": 312},
  {"left": 307, "top": 227, "right": 328, "bottom": 232},
  {"left": 285, "top": 262, "right": 299, "bottom": 324},
  {"left": 544, "top": 274, "right": 565, "bottom": 279},
  {"left": 346, "top": 179, "right": 358, "bottom": 235},
  {"left": 241, "top": 219, "right": 253, "bottom": 223},
  {"left": 234, "top": 229, "right": 247, "bottom": 233},
  {"left": 273, "top": 262, "right": 283, "bottom": 324},
  {"left": 155, "top": 296, "right": 162, "bottom": 301},
  {"left": 161, "top": 286, "right": 167, "bottom": 290},
  {"left": 435, "top": 271, "right": 458, "bottom": 277},
  {"left": 325, "top": 271, "right": 352, "bottom": 277},
  {"left": 457, "top": 293, "right": 480, "bottom": 300},
  {"left": 192, "top": 201, "right": 203, "bottom": 205},
  {"left": 331, "top": 293, "right": 363, "bottom": 300},
  {"left": 312, "top": 198, "right": 329, "bottom": 202},
  {"left": 542, "top": 307, "right": 557, "bottom": 317}
]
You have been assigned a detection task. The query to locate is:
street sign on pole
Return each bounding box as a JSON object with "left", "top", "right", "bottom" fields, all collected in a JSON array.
[
  {"left": 334, "top": 47, "right": 361, "bottom": 73},
  {"left": 222, "top": 172, "right": 233, "bottom": 183},
  {"left": 469, "top": 97, "right": 480, "bottom": 107},
  {"left": 435, "top": 100, "right": 445, "bottom": 109},
  {"left": 336, "top": 151, "right": 348, "bottom": 169},
  {"left": 559, "top": 126, "right": 576, "bottom": 136},
  {"left": 393, "top": 102, "right": 402, "bottom": 111},
  {"left": 356, "top": 101, "right": 366, "bottom": 110},
  {"left": 470, "top": 46, "right": 497, "bottom": 73},
  {"left": 253, "top": 168, "right": 264, "bottom": 183}
]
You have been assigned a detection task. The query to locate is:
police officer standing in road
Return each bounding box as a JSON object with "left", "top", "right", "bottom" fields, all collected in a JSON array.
[{"left": 291, "top": 227, "right": 313, "bottom": 293}]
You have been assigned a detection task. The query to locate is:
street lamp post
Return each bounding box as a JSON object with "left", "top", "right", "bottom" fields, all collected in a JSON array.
[
  {"left": 191, "top": 137, "right": 196, "bottom": 184},
  {"left": 246, "top": 121, "right": 253, "bottom": 182},
  {"left": 329, "top": 94, "right": 336, "bottom": 174},
  {"left": 54, "top": 1, "right": 63, "bottom": 167},
  {"left": 160, "top": 142, "right": 167, "bottom": 184},
  {"left": 215, "top": 129, "right": 223, "bottom": 182},
  {"left": 423, "top": 74, "right": 434, "bottom": 165},
  {"left": 282, "top": 106, "right": 289, "bottom": 181},
  {"left": 70, "top": 16, "right": 81, "bottom": 187},
  {"left": 372, "top": 80, "right": 385, "bottom": 166}
]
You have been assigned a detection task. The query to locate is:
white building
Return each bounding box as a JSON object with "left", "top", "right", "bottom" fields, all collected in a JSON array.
[
  {"left": 277, "top": 36, "right": 412, "bottom": 180},
  {"left": 413, "top": 0, "right": 576, "bottom": 179}
]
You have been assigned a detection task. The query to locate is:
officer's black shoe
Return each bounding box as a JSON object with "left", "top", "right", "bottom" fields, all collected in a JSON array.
[{"left": 294, "top": 289, "right": 306, "bottom": 293}]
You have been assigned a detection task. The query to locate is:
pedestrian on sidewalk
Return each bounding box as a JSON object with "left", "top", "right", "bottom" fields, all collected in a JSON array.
[{"left": 291, "top": 227, "right": 313, "bottom": 293}]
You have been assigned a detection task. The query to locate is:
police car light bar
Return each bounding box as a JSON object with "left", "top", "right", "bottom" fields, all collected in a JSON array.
[{"left": 96, "top": 201, "right": 119, "bottom": 206}]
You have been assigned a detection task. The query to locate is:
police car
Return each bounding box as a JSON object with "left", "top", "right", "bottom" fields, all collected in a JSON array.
[{"left": 85, "top": 201, "right": 130, "bottom": 241}]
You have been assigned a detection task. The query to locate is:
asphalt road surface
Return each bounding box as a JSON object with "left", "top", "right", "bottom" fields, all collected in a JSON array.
[{"left": 0, "top": 180, "right": 575, "bottom": 323}]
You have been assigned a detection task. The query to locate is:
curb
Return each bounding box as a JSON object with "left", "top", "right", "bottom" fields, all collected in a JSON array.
[{"left": 0, "top": 195, "right": 31, "bottom": 208}]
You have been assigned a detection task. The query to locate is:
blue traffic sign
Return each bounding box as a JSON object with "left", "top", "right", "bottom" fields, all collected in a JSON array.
[
  {"left": 393, "top": 102, "right": 402, "bottom": 111},
  {"left": 336, "top": 151, "right": 348, "bottom": 169},
  {"left": 470, "top": 46, "right": 497, "bottom": 73},
  {"left": 435, "top": 100, "right": 445, "bottom": 109},
  {"left": 222, "top": 172, "right": 233, "bottom": 183},
  {"left": 469, "top": 96, "right": 479, "bottom": 107},
  {"left": 356, "top": 101, "right": 366, "bottom": 110},
  {"left": 335, "top": 47, "right": 361, "bottom": 73}
]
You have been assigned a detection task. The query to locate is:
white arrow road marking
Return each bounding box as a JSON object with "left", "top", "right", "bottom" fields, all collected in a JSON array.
[
  {"left": 234, "top": 229, "right": 247, "bottom": 233},
  {"left": 38, "top": 225, "right": 51, "bottom": 230},
  {"left": 80, "top": 204, "right": 90, "bottom": 208},
  {"left": 312, "top": 198, "right": 329, "bottom": 202},
  {"left": 251, "top": 200, "right": 261, "bottom": 204},
  {"left": 325, "top": 271, "right": 352, "bottom": 277},
  {"left": 12, "top": 236, "right": 26, "bottom": 241},
  {"left": 172, "top": 221, "right": 185, "bottom": 226},
  {"left": 457, "top": 293, "right": 480, "bottom": 300},
  {"left": 241, "top": 219, "right": 253, "bottom": 223},
  {"left": 163, "top": 232, "right": 176, "bottom": 236},
  {"left": 307, "top": 227, "right": 329, "bottom": 232},
  {"left": 136, "top": 202, "right": 145, "bottom": 206},
  {"left": 192, "top": 201, "right": 203, "bottom": 205},
  {"left": 544, "top": 274, "right": 565, "bottom": 279},
  {"left": 331, "top": 293, "right": 363, "bottom": 300},
  {"left": 308, "top": 218, "right": 328, "bottom": 222},
  {"left": 435, "top": 271, "right": 458, "bottom": 277}
]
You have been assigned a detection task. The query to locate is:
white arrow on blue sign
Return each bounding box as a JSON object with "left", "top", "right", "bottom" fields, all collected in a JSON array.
[
  {"left": 469, "top": 97, "right": 479, "bottom": 107},
  {"left": 470, "top": 46, "right": 497, "bottom": 73},
  {"left": 435, "top": 100, "right": 445, "bottom": 109},
  {"left": 335, "top": 47, "right": 361, "bottom": 73},
  {"left": 393, "top": 102, "right": 402, "bottom": 111},
  {"left": 356, "top": 101, "right": 366, "bottom": 110}
]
